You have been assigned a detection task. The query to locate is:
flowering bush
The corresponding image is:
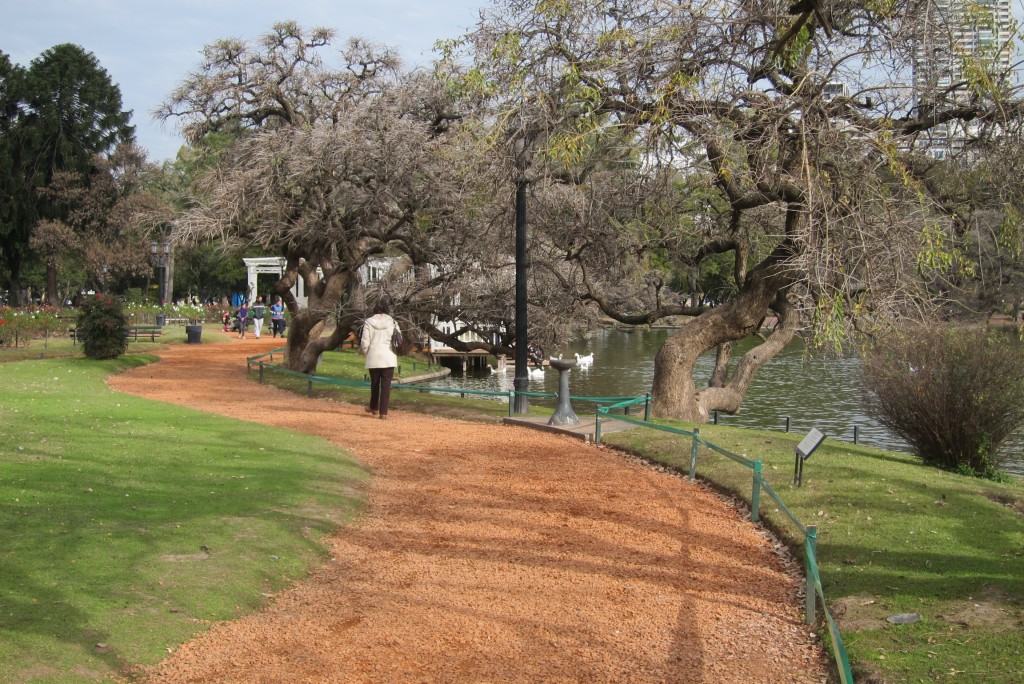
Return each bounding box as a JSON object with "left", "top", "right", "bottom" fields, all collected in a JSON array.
[
  {"left": 0, "top": 306, "right": 67, "bottom": 347},
  {"left": 77, "top": 295, "right": 128, "bottom": 359},
  {"left": 123, "top": 302, "right": 213, "bottom": 324}
]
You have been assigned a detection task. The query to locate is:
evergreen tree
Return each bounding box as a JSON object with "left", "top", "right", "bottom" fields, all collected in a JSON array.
[{"left": 0, "top": 44, "right": 134, "bottom": 305}]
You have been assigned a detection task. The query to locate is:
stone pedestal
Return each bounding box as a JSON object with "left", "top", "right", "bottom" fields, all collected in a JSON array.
[{"left": 548, "top": 357, "right": 580, "bottom": 426}]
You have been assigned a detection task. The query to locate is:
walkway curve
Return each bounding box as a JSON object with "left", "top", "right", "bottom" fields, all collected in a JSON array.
[{"left": 108, "top": 339, "right": 827, "bottom": 683}]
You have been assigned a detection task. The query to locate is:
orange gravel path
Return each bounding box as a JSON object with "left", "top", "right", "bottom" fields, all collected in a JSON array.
[{"left": 108, "top": 338, "right": 828, "bottom": 683}]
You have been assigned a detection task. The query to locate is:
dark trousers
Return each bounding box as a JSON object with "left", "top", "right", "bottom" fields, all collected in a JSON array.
[{"left": 368, "top": 367, "right": 395, "bottom": 415}]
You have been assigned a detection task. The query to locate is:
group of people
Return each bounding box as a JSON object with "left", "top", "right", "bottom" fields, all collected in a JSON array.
[{"left": 225, "top": 296, "right": 287, "bottom": 339}]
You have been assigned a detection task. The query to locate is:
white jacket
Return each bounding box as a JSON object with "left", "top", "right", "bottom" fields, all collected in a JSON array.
[{"left": 360, "top": 313, "right": 399, "bottom": 369}]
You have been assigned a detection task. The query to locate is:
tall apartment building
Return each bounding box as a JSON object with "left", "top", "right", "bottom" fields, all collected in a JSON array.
[{"left": 912, "top": 0, "right": 1014, "bottom": 158}]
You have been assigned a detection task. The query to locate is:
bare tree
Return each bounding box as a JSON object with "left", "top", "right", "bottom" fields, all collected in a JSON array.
[
  {"left": 441, "top": 0, "right": 1024, "bottom": 421},
  {"left": 160, "top": 23, "right": 487, "bottom": 372}
]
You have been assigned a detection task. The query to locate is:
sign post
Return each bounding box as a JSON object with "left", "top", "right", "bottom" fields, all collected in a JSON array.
[{"left": 794, "top": 428, "right": 826, "bottom": 486}]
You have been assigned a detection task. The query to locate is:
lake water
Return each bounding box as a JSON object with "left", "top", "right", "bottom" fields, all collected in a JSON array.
[{"left": 421, "top": 327, "right": 1024, "bottom": 477}]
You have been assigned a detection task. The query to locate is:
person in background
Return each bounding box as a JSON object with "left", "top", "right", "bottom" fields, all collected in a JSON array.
[
  {"left": 237, "top": 300, "right": 249, "bottom": 339},
  {"left": 270, "top": 297, "right": 285, "bottom": 338},
  {"left": 360, "top": 299, "right": 400, "bottom": 420},
  {"left": 251, "top": 296, "right": 266, "bottom": 338}
]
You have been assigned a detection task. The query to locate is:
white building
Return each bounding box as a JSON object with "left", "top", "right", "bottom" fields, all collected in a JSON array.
[
  {"left": 912, "top": 0, "right": 1014, "bottom": 158},
  {"left": 243, "top": 257, "right": 316, "bottom": 307}
]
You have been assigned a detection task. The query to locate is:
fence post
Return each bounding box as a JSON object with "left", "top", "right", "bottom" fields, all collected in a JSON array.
[
  {"left": 307, "top": 376, "right": 313, "bottom": 397},
  {"left": 751, "top": 460, "right": 762, "bottom": 523},
  {"left": 644, "top": 393, "right": 651, "bottom": 422},
  {"left": 689, "top": 428, "right": 699, "bottom": 479},
  {"left": 785, "top": 416, "right": 791, "bottom": 432},
  {"left": 805, "top": 525, "right": 818, "bottom": 624},
  {"left": 259, "top": 362, "right": 265, "bottom": 384},
  {"left": 853, "top": 425, "right": 859, "bottom": 444},
  {"left": 508, "top": 391, "right": 515, "bottom": 418},
  {"left": 595, "top": 410, "right": 603, "bottom": 445}
]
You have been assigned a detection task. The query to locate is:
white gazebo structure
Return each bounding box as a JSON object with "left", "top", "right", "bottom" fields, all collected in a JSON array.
[{"left": 243, "top": 257, "right": 313, "bottom": 307}]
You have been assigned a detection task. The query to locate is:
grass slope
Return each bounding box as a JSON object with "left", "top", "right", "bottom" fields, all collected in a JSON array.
[{"left": 0, "top": 355, "right": 366, "bottom": 683}]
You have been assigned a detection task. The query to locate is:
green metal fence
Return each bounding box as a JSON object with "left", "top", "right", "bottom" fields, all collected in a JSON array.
[{"left": 247, "top": 351, "right": 853, "bottom": 682}]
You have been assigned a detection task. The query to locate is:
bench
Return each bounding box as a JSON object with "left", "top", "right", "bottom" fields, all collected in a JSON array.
[
  {"left": 124, "top": 325, "right": 163, "bottom": 342},
  {"left": 164, "top": 317, "right": 189, "bottom": 326}
]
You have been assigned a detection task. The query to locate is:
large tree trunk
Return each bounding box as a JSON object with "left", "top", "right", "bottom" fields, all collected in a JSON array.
[
  {"left": 281, "top": 262, "right": 357, "bottom": 374},
  {"left": 45, "top": 263, "right": 59, "bottom": 306},
  {"left": 651, "top": 246, "right": 798, "bottom": 422},
  {"left": 7, "top": 252, "right": 24, "bottom": 306}
]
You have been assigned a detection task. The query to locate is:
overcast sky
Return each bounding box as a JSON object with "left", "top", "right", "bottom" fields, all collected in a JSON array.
[
  {"left": 6, "top": 2, "right": 1024, "bottom": 164},
  {"left": 2, "top": 0, "right": 484, "bottom": 163}
]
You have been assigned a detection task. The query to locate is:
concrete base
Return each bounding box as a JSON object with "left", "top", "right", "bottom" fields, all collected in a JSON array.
[{"left": 503, "top": 415, "right": 637, "bottom": 443}]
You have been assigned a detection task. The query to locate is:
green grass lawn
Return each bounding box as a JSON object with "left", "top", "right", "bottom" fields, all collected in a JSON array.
[
  {"left": 0, "top": 354, "right": 367, "bottom": 683},
  {"left": 0, "top": 322, "right": 236, "bottom": 364}
]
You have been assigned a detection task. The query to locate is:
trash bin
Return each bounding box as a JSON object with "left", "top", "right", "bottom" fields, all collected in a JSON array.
[
  {"left": 156, "top": 314, "right": 167, "bottom": 326},
  {"left": 185, "top": 324, "right": 202, "bottom": 344}
]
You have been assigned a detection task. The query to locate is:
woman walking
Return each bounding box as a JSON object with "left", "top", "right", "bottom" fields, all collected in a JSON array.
[{"left": 360, "top": 299, "right": 400, "bottom": 420}]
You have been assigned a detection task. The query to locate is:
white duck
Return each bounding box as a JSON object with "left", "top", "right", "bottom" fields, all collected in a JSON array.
[
  {"left": 574, "top": 352, "right": 594, "bottom": 368},
  {"left": 528, "top": 366, "right": 546, "bottom": 378}
]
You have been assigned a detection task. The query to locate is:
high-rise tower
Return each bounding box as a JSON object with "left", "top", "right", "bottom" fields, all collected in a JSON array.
[{"left": 912, "top": 0, "right": 1014, "bottom": 158}]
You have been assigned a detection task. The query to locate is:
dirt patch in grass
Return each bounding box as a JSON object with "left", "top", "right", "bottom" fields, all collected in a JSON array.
[
  {"left": 936, "top": 586, "right": 1022, "bottom": 630},
  {"left": 985, "top": 492, "right": 1024, "bottom": 516},
  {"left": 832, "top": 586, "right": 1021, "bottom": 634},
  {"left": 830, "top": 594, "right": 893, "bottom": 633},
  {"left": 936, "top": 601, "right": 1019, "bottom": 628},
  {"left": 109, "top": 338, "right": 829, "bottom": 683}
]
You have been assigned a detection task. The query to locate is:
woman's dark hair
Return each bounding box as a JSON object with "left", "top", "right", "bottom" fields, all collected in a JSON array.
[{"left": 373, "top": 298, "right": 391, "bottom": 315}]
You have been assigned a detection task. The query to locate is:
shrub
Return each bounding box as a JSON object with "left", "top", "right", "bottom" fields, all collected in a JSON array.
[
  {"left": 125, "top": 287, "right": 145, "bottom": 305},
  {"left": 0, "top": 306, "right": 66, "bottom": 347},
  {"left": 77, "top": 295, "right": 128, "bottom": 359},
  {"left": 0, "top": 310, "right": 11, "bottom": 347},
  {"left": 862, "top": 325, "right": 1024, "bottom": 478}
]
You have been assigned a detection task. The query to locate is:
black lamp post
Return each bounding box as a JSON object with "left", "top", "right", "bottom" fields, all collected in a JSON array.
[
  {"left": 149, "top": 239, "right": 172, "bottom": 305},
  {"left": 513, "top": 146, "right": 530, "bottom": 415}
]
